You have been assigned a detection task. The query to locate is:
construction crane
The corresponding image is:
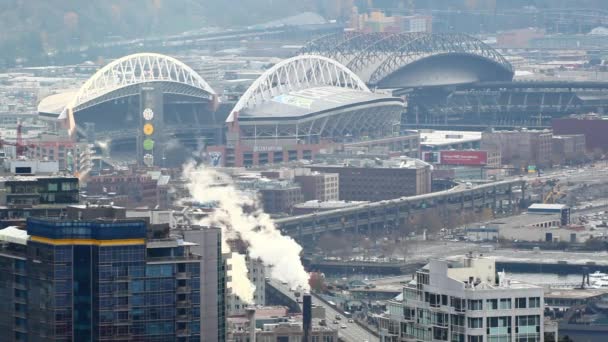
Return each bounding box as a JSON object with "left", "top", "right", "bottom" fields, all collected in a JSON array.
[
  {"left": 0, "top": 121, "right": 34, "bottom": 158},
  {"left": 544, "top": 181, "right": 566, "bottom": 204}
]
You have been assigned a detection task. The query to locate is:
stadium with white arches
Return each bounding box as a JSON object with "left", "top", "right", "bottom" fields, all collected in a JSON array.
[
  {"left": 38, "top": 53, "right": 221, "bottom": 165},
  {"left": 208, "top": 55, "right": 403, "bottom": 167},
  {"left": 227, "top": 55, "right": 403, "bottom": 145}
]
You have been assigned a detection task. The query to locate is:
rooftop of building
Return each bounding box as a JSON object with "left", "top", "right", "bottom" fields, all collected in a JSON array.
[
  {"left": 476, "top": 211, "right": 563, "bottom": 229},
  {"left": 484, "top": 128, "right": 552, "bottom": 135},
  {"left": 0, "top": 174, "right": 78, "bottom": 182},
  {"left": 228, "top": 306, "right": 289, "bottom": 323},
  {"left": 310, "top": 156, "right": 431, "bottom": 170},
  {"left": 418, "top": 255, "right": 542, "bottom": 291},
  {"left": 528, "top": 203, "right": 569, "bottom": 211},
  {"left": 293, "top": 200, "right": 369, "bottom": 209},
  {"left": 419, "top": 130, "right": 482, "bottom": 146},
  {"left": 237, "top": 178, "right": 301, "bottom": 190},
  {"left": 0, "top": 226, "right": 28, "bottom": 245}
]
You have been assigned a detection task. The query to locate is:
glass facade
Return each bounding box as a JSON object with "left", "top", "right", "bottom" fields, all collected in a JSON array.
[
  {"left": 4, "top": 177, "right": 79, "bottom": 207},
  {"left": 0, "top": 217, "right": 202, "bottom": 341}
]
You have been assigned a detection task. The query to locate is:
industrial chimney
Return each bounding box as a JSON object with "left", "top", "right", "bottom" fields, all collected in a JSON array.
[
  {"left": 246, "top": 308, "right": 256, "bottom": 342},
  {"left": 303, "top": 294, "right": 312, "bottom": 342}
]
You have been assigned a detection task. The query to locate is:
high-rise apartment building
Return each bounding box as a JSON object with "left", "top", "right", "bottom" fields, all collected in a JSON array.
[
  {"left": 183, "top": 226, "right": 227, "bottom": 342},
  {"left": 0, "top": 205, "right": 203, "bottom": 341},
  {"left": 379, "top": 255, "right": 551, "bottom": 342}
]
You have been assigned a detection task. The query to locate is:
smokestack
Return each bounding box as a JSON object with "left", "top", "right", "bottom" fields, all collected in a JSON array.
[
  {"left": 246, "top": 308, "right": 256, "bottom": 342},
  {"left": 303, "top": 295, "right": 312, "bottom": 342}
]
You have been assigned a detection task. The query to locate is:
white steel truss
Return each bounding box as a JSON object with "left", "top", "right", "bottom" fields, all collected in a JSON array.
[{"left": 228, "top": 55, "right": 369, "bottom": 122}]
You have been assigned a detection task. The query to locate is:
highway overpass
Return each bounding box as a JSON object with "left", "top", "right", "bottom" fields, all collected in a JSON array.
[{"left": 276, "top": 180, "right": 526, "bottom": 240}]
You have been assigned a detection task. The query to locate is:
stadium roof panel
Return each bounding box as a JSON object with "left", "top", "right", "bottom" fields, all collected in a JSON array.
[
  {"left": 37, "top": 90, "right": 78, "bottom": 117},
  {"left": 238, "top": 86, "right": 401, "bottom": 120},
  {"left": 299, "top": 32, "right": 514, "bottom": 87}
]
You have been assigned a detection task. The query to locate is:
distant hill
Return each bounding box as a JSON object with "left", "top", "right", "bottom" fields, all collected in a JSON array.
[
  {"left": 4, "top": 0, "right": 608, "bottom": 66},
  {"left": 0, "top": 0, "right": 317, "bottom": 65}
]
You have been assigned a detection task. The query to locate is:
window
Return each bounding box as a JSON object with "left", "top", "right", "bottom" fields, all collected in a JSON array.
[
  {"left": 516, "top": 297, "right": 527, "bottom": 309},
  {"left": 487, "top": 299, "right": 498, "bottom": 310},
  {"left": 450, "top": 314, "right": 465, "bottom": 327},
  {"left": 516, "top": 315, "right": 540, "bottom": 327},
  {"left": 145, "top": 264, "right": 173, "bottom": 277},
  {"left": 468, "top": 299, "right": 483, "bottom": 310},
  {"left": 487, "top": 316, "right": 511, "bottom": 328},
  {"left": 487, "top": 317, "right": 512, "bottom": 342},
  {"left": 516, "top": 315, "right": 540, "bottom": 338},
  {"left": 528, "top": 297, "right": 540, "bottom": 308},
  {"left": 131, "top": 280, "right": 144, "bottom": 293},
  {"left": 433, "top": 326, "right": 448, "bottom": 341},
  {"left": 450, "top": 297, "right": 466, "bottom": 312},
  {"left": 467, "top": 317, "right": 483, "bottom": 329},
  {"left": 500, "top": 298, "right": 512, "bottom": 310}
]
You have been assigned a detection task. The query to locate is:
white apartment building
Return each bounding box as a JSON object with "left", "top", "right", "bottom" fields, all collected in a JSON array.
[
  {"left": 226, "top": 255, "right": 267, "bottom": 316},
  {"left": 379, "top": 255, "right": 553, "bottom": 342}
]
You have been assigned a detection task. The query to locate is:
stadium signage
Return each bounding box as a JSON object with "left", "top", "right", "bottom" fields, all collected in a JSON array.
[{"left": 253, "top": 145, "right": 283, "bottom": 152}]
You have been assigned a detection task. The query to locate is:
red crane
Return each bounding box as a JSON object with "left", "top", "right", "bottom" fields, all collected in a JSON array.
[{"left": 0, "top": 121, "right": 34, "bottom": 157}]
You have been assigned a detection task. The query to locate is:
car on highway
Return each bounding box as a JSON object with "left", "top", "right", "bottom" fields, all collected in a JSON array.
[
  {"left": 340, "top": 324, "right": 347, "bottom": 329},
  {"left": 332, "top": 320, "right": 339, "bottom": 324},
  {"left": 348, "top": 319, "right": 354, "bottom": 323}
]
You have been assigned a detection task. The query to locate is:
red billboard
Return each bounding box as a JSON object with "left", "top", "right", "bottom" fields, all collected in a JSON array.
[{"left": 440, "top": 151, "right": 487, "bottom": 166}]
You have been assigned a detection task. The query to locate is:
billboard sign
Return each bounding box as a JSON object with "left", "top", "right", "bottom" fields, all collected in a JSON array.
[{"left": 440, "top": 151, "right": 488, "bottom": 166}]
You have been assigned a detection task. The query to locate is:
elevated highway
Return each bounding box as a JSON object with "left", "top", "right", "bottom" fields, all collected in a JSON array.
[
  {"left": 276, "top": 180, "right": 526, "bottom": 240},
  {"left": 265, "top": 279, "right": 302, "bottom": 314}
]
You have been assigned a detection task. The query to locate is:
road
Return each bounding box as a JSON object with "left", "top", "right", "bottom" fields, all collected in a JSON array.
[
  {"left": 267, "top": 279, "right": 379, "bottom": 341},
  {"left": 310, "top": 293, "right": 379, "bottom": 342}
]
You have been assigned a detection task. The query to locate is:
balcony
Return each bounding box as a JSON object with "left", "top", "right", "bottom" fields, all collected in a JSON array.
[
  {"left": 176, "top": 329, "right": 190, "bottom": 337},
  {"left": 113, "top": 275, "right": 130, "bottom": 282},
  {"left": 176, "top": 272, "right": 191, "bottom": 280},
  {"left": 176, "top": 300, "right": 191, "bottom": 308},
  {"left": 146, "top": 255, "right": 201, "bottom": 263},
  {"left": 114, "top": 304, "right": 130, "bottom": 311},
  {"left": 176, "top": 314, "right": 191, "bottom": 322},
  {"left": 13, "top": 310, "right": 27, "bottom": 319},
  {"left": 451, "top": 326, "right": 466, "bottom": 334},
  {"left": 14, "top": 325, "right": 27, "bottom": 333},
  {"left": 177, "top": 286, "right": 191, "bottom": 294}
]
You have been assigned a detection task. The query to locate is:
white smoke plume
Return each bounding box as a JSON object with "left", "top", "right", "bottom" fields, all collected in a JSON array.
[
  {"left": 227, "top": 252, "right": 255, "bottom": 304},
  {"left": 183, "top": 162, "right": 310, "bottom": 301}
]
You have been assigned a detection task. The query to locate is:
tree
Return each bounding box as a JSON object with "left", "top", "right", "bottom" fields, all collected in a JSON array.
[{"left": 309, "top": 272, "right": 327, "bottom": 293}]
